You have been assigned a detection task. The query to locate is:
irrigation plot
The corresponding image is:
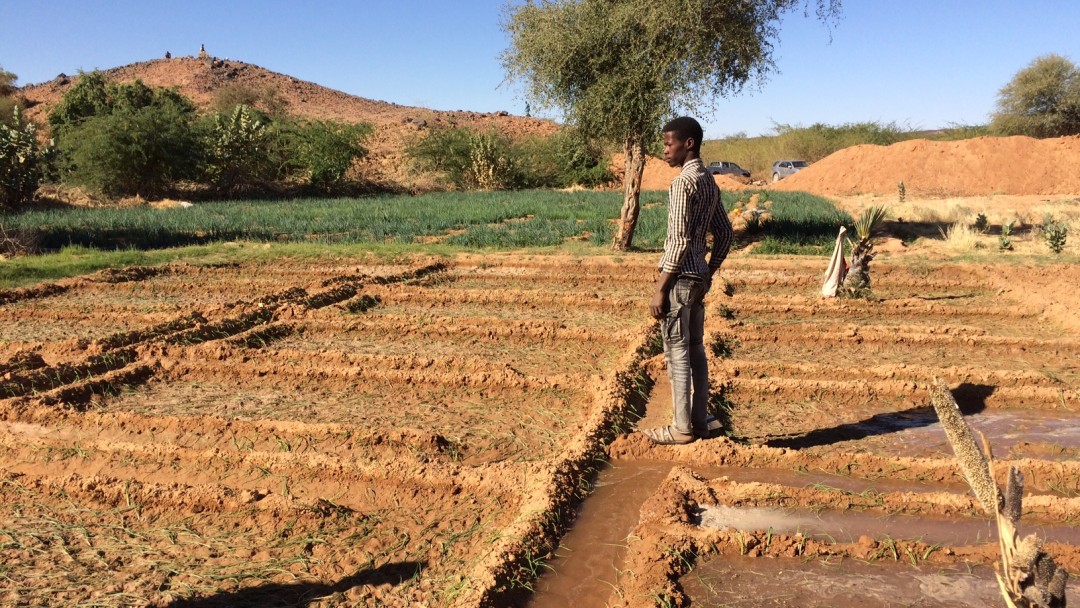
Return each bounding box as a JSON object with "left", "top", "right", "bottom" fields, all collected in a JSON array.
[
  {"left": 0, "top": 255, "right": 655, "bottom": 607},
  {"left": 602, "top": 258, "right": 1080, "bottom": 606}
]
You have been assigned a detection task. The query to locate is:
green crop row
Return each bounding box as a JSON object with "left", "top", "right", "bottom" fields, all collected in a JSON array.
[{"left": 1, "top": 189, "right": 851, "bottom": 285}]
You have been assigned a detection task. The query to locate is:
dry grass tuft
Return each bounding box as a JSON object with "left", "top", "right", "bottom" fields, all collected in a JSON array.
[
  {"left": 940, "top": 222, "right": 984, "bottom": 252},
  {"left": 893, "top": 198, "right": 974, "bottom": 224}
]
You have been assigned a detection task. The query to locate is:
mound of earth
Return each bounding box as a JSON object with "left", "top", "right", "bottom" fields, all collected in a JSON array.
[
  {"left": 770, "top": 135, "right": 1080, "bottom": 198},
  {"left": 18, "top": 56, "right": 558, "bottom": 190}
]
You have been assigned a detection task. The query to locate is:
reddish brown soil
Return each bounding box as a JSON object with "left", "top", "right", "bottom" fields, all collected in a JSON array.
[
  {"left": 771, "top": 135, "right": 1080, "bottom": 197},
  {"left": 4, "top": 248, "right": 1080, "bottom": 607},
  {"left": 596, "top": 255, "right": 1080, "bottom": 607},
  {"left": 0, "top": 256, "right": 656, "bottom": 607}
]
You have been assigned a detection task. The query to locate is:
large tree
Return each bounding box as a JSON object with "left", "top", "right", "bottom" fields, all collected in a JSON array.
[
  {"left": 502, "top": 0, "right": 841, "bottom": 249},
  {"left": 990, "top": 54, "right": 1080, "bottom": 138}
]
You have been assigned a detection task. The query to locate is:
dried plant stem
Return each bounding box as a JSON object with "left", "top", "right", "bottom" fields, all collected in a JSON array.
[{"left": 930, "top": 379, "right": 1068, "bottom": 608}]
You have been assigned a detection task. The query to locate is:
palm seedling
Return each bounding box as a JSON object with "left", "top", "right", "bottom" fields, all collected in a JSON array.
[{"left": 842, "top": 205, "right": 889, "bottom": 297}]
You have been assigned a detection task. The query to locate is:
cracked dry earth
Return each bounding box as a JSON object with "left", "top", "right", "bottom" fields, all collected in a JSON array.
[{"left": 1, "top": 253, "right": 1079, "bottom": 607}]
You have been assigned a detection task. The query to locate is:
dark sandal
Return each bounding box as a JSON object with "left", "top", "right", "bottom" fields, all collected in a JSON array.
[
  {"left": 693, "top": 416, "right": 723, "bottom": 439},
  {"left": 643, "top": 426, "right": 696, "bottom": 445}
]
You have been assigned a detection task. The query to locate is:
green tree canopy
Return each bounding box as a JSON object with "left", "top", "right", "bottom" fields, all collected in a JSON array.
[
  {"left": 502, "top": 0, "right": 841, "bottom": 248},
  {"left": 51, "top": 74, "right": 204, "bottom": 197},
  {"left": 990, "top": 54, "right": 1080, "bottom": 138}
]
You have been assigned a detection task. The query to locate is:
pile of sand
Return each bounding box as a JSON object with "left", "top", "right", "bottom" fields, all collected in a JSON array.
[{"left": 771, "top": 135, "right": 1080, "bottom": 198}]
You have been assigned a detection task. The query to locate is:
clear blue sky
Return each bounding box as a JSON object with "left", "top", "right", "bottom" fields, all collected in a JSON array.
[{"left": 3, "top": 1, "right": 1079, "bottom": 139}]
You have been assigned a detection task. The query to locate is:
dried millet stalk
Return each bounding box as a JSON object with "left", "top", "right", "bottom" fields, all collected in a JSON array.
[{"left": 929, "top": 379, "right": 1000, "bottom": 515}]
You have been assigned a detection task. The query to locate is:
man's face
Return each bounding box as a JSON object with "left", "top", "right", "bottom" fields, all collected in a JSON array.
[{"left": 662, "top": 131, "right": 691, "bottom": 167}]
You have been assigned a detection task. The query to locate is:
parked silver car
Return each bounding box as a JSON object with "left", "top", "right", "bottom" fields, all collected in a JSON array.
[
  {"left": 706, "top": 161, "right": 751, "bottom": 179},
  {"left": 771, "top": 159, "right": 809, "bottom": 182}
]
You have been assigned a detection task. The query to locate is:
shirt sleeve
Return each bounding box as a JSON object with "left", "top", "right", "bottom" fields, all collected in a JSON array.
[
  {"left": 659, "top": 177, "right": 692, "bottom": 273},
  {"left": 707, "top": 192, "right": 735, "bottom": 272}
]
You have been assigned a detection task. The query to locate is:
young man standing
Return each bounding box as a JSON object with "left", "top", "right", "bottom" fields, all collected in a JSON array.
[{"left": 644, "top": 116, "right": 734, "bottom": 445}]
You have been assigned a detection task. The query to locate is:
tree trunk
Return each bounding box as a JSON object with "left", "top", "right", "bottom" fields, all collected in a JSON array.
[
  {"left": 612, "top": 135, "right": 647, "bottom": 250},
  {"left": 842, "top": 242, "right": 873, "bottom": 296}
]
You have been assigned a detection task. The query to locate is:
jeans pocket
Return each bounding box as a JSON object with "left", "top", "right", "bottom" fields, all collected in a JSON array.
[{"left": 663, "top": 312, "right": 683, "bottom": 343}]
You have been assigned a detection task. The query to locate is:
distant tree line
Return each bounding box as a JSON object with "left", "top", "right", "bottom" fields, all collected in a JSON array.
[
  {"left": 1, "top": 69, "right": 376, "bottom": 209},
  {"left": 4, "top": 52, "right": 1079, "bottom": 212},
  {"left": 0, "top": 68, "right": 614, "bottom": 211}
]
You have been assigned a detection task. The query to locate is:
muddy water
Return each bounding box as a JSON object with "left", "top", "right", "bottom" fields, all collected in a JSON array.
[
  {"left": 681, "top": 556, "right": 1023, "bottom": 607},
  {"left": 528, "top": 458, "right": 1080, "bottom": 608},
  {"left": 695, "top": 503, "right": 1080, "bottom": 547},
  {"left": 834, "top": 409, "right": 1080, "bottom": 460},
  {"left": 526, "top": 459, "right": 978, "bottom": 608},
  {"left": 527, "top": 461, "right": 674, "bottom": 608}
]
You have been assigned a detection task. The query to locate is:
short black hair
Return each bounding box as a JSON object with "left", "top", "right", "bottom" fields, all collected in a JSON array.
[{"left": 662, "top": 116, "right": 704, "bottom": 153}]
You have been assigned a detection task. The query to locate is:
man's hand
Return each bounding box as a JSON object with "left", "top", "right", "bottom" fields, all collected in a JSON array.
[
  {"left": 650, "top": 289, "right": 669, "bottom": 320},
  {"left": 651, "top": 270, "right": 677, "bottom": 320}
]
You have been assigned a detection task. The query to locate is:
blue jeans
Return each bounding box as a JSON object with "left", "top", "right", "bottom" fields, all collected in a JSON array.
[{"left": 662, "top": 276, "right": 710, "bottom": 435}]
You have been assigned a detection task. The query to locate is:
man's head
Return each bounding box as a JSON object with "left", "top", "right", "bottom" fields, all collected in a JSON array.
[{"left": 662, "top": 116, "right": 704, "bottom": 167}]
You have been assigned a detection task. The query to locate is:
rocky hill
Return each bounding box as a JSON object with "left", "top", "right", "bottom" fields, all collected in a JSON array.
[{"left": 18, "top": 54, "right": 558, "bottom": 189}]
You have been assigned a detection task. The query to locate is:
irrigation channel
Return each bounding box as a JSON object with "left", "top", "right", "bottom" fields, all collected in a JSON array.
[
  {"left": 530, "top": 373, "right": 1080, "bottom": 607},
  {"left": 525, "top": 257, "right": 1080, "bottom": 607}
]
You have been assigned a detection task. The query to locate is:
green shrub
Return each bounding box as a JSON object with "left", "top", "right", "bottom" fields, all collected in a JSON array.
[
  {"left": 409, "top": 127, "right": 518, "bottom": 190},
  {"left": 513, "top": 128, "right": 612, "bottom": 188},
  {"left": 991, "top": 54, "right": 1080, "bottom": 138},
  {"left": 411, "top": 126, "right": 610, "bottom": 190},
  {"left": 204, "top": 105, "right": 274, "bottom": 193},
  {"left": 0, "top": 107, "right": 46, "bottom": 209},
  {"left": 1041, "top": 214, "right": 1068, "bottom": 254},
  {"left": 973, "top": 212, "right": 989, "bottom": 233},
  {"left": 0, "top": 65, "right": 20, "bottom": 129},
  {"left": 47, "top": 71, "right": 111, "bottom": 136},
  {"left": 209, "top": 81, "right": 286, "bottom": 117},
  {"left": 51, "top": 77, "right": 205, "bottom": 197},
  {"left": 999, "top": 220, "right": 1014, "bottom": 251},
  {"left": 286, "top": 119, "right": 372, "bottom": 188}
]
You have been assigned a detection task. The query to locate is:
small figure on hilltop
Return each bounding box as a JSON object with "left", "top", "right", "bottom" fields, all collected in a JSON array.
[
  {"left": 643, "top": 116, "right": 734, "bottom": 445},
  {"left": 165, "top": 51, "right": 171, "bottom": 59},
  {"left": 197, "top": 44, "right": 209, "bottom": 60}
]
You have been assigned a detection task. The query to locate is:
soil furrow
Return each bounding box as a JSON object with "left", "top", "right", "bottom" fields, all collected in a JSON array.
[
  {"left": 366, "top": 284, "right": 640, "bottom": 312},
  {"left": 608, "top": 433, "right": 1080, "bottom": 493},
  {"left": 298, "top": 314, "right": 639, "bottom": 346},
  {"left": 703, "top": 477, "right": 1080, "bottom": 524},
  {"left": 722, "top": 375, "right": 1078, "bottom": 411},
  {"left": 0, "top": 431, "right": 516, "bottom": 500},
  {"left": 719, "top": 358, "right": 1070, "bottom": 389},
  {"left": 727, "top": 322, "right": 1080, "bottom": 349},
  {"left": 0, "top": 348, "right": 140, "bottom": 399}
]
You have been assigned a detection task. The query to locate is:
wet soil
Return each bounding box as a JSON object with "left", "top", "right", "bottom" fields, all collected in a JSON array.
[
  {"left": 592, "top": 258, "right": 1080, "bottom": 607},
  {"left": 682, "top": 556, "right": 1017, "bottom": 607}
]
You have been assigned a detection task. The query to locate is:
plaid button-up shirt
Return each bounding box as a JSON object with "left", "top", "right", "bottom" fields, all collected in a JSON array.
[{"left": 658, "top": 158, "right": 734, "bottom": 277}]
